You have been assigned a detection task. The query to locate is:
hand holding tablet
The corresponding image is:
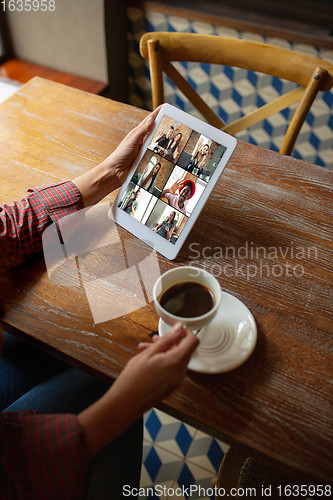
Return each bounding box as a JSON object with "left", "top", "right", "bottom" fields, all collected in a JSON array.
[{"left": 111, "top": 104, "right": 237, "bottom": 260}]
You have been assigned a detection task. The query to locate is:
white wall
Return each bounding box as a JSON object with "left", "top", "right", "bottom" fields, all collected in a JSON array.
[{"left": 6, "top": 0, "right": 108, "bottom": 82}]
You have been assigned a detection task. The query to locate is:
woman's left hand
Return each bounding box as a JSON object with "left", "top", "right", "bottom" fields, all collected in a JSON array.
[
  {"left": 106, "top": 105, "right": 163, "bottom": 187},
  {"left": 73, "top": 105, "right": 163, "bottom": 206}
]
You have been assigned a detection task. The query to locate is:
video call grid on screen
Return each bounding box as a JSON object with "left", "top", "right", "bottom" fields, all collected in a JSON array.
[{"left": 119, "top": 115, "right": 227, "bottom": 245}]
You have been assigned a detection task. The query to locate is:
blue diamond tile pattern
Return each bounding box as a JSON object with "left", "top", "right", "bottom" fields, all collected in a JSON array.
[
  {"left": 175, "top": 423, "right": 193, "bottom": 456},
  {"left": 140, "top": 409, "right": 228, "bottom": 499},
  {"left": 144, "top": 446, "right": 163, "bottom": 482},
  {"left": 207, "top": 439, "right": 225, "bottom": 473},
  {"left": 177, "top": 463, "right": 195, "bottom": 497},
  {"left": 145, "top": 409, "right": 163, "bottom": 441},
  {"left": 127, "top": 6, "right": 333, "bottom": 170}
]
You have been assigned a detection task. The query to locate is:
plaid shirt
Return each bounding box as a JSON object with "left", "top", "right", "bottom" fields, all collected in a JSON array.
[
  {"left": 0, "top": 181, "right": 83, "bottom": 267},
  {"left": 1, "top": 182, "right": 89, "bottom": 498},
  {"left": 0, "top": 412, "right": 87, "bottom": 500}
]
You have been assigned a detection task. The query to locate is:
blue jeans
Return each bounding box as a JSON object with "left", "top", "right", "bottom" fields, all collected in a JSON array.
[{"left": 1, "top": 331, "right": 142, "bottom": 498}]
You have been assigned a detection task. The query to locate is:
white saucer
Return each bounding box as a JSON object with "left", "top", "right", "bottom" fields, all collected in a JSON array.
[{"left": 158, "top": 291, "right": 257, "bottom": 374}]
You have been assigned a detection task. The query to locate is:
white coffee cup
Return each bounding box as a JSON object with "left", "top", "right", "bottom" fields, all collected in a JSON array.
[{"left": 153, "top": 266, "right": 221, "bottom": 330}]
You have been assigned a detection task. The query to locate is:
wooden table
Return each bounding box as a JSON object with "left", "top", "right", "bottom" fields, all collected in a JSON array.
[{"left": 1, "top": 77, "right": 332, "bottom": 484}]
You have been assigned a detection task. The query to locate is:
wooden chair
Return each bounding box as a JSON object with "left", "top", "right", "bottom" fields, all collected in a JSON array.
[
  {"left": 140, "top": 32, "right": 333, "bottom": 155},
  {"left": 214, "top": 447, "right": 326, "bottom": 499}
]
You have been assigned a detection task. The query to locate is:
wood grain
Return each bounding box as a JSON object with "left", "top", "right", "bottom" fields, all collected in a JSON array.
[{"left": 0, "top": 78, "right": 332, "bottom": 482}]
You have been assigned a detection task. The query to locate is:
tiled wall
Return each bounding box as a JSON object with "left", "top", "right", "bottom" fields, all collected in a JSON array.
[
  {"left": 142, "top": 408, "right": 228, "bottom": 499},
  {"left": 127, "top": 6, "right": 333, "bottom": 169}
]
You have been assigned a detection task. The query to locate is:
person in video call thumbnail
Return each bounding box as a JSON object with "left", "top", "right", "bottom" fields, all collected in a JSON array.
[
  {"left": 164, "top": 132, "right": 183, "bottom": 162},
  {"left": 160, "top": 179, "right": 195, "bottom": 215},
  {"left": 137, "top": 161, "right": 161, "bottom": 193},
  {"left": 123, "top": 188, "right": 141, "bottom": 216},
  {"left": 153, "top": 125, "right": 175, "bottom": 155},
  {"left": 187, "top": 144, "right": 210, "bottom": 174},
  {"left": 153, "top": 211, "right": 177, "bottom": 241}
]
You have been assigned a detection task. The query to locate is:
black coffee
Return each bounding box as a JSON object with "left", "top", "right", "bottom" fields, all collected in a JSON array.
[{"left": 160, "top": 281, "right": 215, "bottom": 318}]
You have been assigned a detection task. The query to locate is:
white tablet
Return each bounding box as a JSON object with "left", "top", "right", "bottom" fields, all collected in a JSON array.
[{"left": 111, "top": 103, "right": 237, "bottom": 260}]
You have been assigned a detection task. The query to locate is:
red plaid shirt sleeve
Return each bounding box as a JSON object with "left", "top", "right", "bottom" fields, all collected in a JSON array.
[
  {"left": 0, "top": 181, "right": 83, "bottom": 267},
  {"left": 0, "top": 411, "right": 88, "bottom": 499},
  {"left": 1, "top": 183, "right": 88, "bottom": 497}
]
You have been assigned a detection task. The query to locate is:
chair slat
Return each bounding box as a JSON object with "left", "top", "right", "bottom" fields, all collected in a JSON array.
[
  {"left": 164, "top": 61, "right": 225, "bottom": 129},
  {"left": 148, "top": 40, "right": 165, "bottom": 109},
  {"left": 223, "top": 87, "right": 304, "bottom": 135},
  {"left": 281, "top": 67, "right": 327, "bottom": 155}
]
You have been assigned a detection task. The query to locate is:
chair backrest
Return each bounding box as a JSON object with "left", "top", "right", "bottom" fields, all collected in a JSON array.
[{"left": 140, "top": 32, "right": 333, "bottom": 155}]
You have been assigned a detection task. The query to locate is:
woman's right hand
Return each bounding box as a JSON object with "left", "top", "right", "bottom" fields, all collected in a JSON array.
[
  {"left": 114, "top": 324, "right": 198, "bottom": 413},
  {"left": 78, "top": 323, "right": 199, "bottom": 457}
]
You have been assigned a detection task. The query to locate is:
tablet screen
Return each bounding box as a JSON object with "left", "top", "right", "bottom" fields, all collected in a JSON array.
[{"left": 117, "top": 114, "right": 228, "bottom": 245}]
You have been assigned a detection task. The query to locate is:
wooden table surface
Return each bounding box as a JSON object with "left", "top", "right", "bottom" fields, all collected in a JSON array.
[{"left": 1, "top": 77, "right": 332, "bottom": 483}]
